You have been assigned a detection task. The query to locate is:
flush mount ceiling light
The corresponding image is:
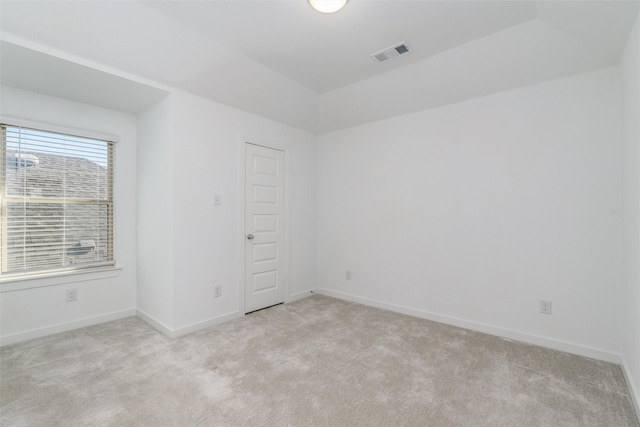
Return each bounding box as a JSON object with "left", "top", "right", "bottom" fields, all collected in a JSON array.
[{"left": 309, "top": 0, "right": 347, "bottom": 14}]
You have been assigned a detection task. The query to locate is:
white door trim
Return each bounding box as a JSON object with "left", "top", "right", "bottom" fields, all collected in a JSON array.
[{"left": 238, "top": 135, "right": 291, "bottom": 314}]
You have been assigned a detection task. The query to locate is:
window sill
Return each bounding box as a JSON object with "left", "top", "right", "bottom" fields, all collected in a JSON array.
[{"left": 0, "top": 267, "right": 122, "bottom": 293}]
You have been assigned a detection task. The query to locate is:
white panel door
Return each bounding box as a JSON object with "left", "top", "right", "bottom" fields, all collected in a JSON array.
[{"left": 245, "top": 143, "right": 285, "bottom": 313}]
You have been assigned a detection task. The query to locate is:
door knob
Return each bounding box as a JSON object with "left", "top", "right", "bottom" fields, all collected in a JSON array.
[{"left": 247, "top": 234, "right": 254, "bottom": 240}]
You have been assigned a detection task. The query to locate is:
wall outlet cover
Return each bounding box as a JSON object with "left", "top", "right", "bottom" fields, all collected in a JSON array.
[
  {"left": 66, "top": 289, "right": 78, "bottom": 302},
  {"left": 540, "top": 300, "right": 552, "bottom": 315}
]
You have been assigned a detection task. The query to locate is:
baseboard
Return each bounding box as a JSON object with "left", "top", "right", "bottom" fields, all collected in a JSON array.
[
  {"left": 0, "top": 308, "right": 136, "bottom": 346},
  {"left": 621, "top": 354, "right": 640, "bottom": 422},
  {"left": 287, "top": 289, "right": 315, "bottom": 303},
  {"left": 170, "top": 311, "right": 244, "bottom": 337},
  {"left": 135, "top": 309, "right": 174, "bottom": 336},
  {"left": 136, "top": 309, "right": 243, "bottom": 338},
  {"left": 315, "top": 288, "right": 620, "bottom": 363}
]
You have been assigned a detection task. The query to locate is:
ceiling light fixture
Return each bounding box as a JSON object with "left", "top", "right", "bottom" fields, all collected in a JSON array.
[{"left": 309, "top": 0, "right": 347, "bottom": 14}]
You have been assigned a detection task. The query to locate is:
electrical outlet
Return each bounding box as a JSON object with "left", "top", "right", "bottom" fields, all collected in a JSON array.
[
  {"left": 346, "top": 270, "right": 352, "bottom": 280},
  {"left": 214, "top": 285, "right": 222, "bottom": 298},
  {"left": 540, "top": 300, "right": 552, "bottom": 315},
  {"left": 66, "top": 289, "right": 77, "bottom": 302}
]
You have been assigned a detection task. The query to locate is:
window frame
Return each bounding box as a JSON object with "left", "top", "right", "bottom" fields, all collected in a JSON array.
[{"left": 0, "top": 117, "right": 118, "bottom": 283}]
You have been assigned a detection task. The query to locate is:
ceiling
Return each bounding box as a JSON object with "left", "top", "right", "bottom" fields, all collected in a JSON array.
[
  {"left": 142, "top": 0, "right": 539, "bottom": 93},
  {"left": 0, "top": 41, "right": 169, "bottom": 114},
  {"left": 1, "top": 0, "right": 639, "bottom": 133}
]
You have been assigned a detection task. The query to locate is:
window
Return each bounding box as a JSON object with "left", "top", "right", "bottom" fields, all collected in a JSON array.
[{"left": 1, "top": 123, "right": 115, "bottom": 278}]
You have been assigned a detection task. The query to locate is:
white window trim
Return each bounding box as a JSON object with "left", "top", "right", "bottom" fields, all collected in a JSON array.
[
  {"left": 0, "top": 265, "right": 122, "bottom": 292},
  {"left": 0, "top": 116, "right": 120, "bottom": 144},
  {"left": 0, "top": 116, "right": 119, "bottom": 287}
]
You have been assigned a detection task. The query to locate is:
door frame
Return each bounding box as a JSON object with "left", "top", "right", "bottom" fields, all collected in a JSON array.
[{"left": 238, "top": 135, "right": 291, "bottom": 314}]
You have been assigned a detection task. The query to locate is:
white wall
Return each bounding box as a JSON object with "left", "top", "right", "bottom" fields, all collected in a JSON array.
[
  {"left": 317, "top": 67, "right": 622, "bottom": 360},
  {"left": 136, "top": 95, "right": 174, "bottom": 328},
  {"left": 137, "top": 90, "right": 317, "bottom": 333},
  {"left": 0, "top": 86, "right": 138, "bottom": 344},
  {"left": 621, "top": 11, "right": 640, "bottom": 413}
]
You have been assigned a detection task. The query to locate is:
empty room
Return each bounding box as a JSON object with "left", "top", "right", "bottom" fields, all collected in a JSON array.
[{"left": 1, "top": 0, "right": 639, "bottom": 425}]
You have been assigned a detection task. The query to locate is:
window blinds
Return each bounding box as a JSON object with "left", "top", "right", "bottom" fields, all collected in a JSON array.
[{"left": 1, "top": 124, "right": 115, "bottom": 276}]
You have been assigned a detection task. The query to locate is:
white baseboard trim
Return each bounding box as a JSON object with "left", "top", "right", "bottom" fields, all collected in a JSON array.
[
  {"left": 315, "top": 288, "right": 621, "bottom": 364},
  {"left": 171, "top": 311, "right": 244, "bottom": 337},
  {"left": 0, "top": 308, "right": 136, "bottom": 347},
  {"left": 621, "top": 354, "right": 640, "bottom": 421},
  {"left": 136, "top": 309, "right": 243, "bottom": 338},
  {"left": 135, "top": 309, "right": 174, "bottom": 336},
  {"left": 287, "top": 289, "right": 315, "bottom": 303}
]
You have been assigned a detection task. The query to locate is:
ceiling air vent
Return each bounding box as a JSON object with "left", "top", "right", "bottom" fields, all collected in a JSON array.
[{"left": 371, "top": 42, "right": 411, "bottom": 63}]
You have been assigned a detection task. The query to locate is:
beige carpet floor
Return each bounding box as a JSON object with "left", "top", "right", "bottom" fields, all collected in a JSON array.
[{"left": 1, "top": 294, "right": 638, "bottom": 426}]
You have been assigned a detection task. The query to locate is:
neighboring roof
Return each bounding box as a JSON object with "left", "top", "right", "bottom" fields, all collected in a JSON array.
[
  {"left": 6, "top": 150, "right": 109, "bottom": 200},
  {"left": 4, "top": 151, "right": 111, "bottom": 273}
]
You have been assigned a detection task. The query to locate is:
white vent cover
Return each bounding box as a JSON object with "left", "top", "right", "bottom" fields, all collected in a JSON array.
[{"left": 371, "top": 42, "right": 411, "bottom": 63}]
